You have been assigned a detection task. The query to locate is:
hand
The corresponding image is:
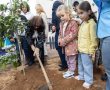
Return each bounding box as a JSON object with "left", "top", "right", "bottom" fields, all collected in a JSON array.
[
  {"left": 89, "top": 54, "right": 95, "bottom": 61},
  {"left": 52, "top": 26, "right": 56, "bottom": 32},
  {"left": 10, "top": 38, "right": 15, "bottom": 42},
  {"left": 59, "top": 39, "right": 65, "bottom": 47},
  {"left": 33, "top": 48, "right": 39, "bottom": 56},
  {"left": 31, "top": 45, "right": 35, "bottom": 51},
  {"left": 58, "top": 39, "right": 61, "bottom": 46},
  {"left": 73, "top": 18, "right": 82, "bottom": 25}
]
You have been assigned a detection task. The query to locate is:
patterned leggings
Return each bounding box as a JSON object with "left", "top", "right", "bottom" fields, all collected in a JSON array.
[{"left": 66, "top": 55, "right": 76, "bottom": 72}]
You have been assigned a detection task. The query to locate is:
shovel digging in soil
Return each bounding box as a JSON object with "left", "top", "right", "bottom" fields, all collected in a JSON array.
[{"left": 35, "top": 52, "right": 53, "bottom": 90}]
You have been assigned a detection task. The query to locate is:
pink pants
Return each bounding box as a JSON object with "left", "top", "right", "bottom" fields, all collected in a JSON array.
[{"left": 66, "top": 55, "right": 76, "bottom": 72}]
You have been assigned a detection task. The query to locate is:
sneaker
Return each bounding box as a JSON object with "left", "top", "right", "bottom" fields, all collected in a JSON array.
[
  {"left": 83, "top": 82, "right": 91, "bottom": 89},
  {"left": 63, "top": 71, "right": 74, "bottom": 79},
  {"left": 63, "top": 70, "right": 70, "bottom": 75}
]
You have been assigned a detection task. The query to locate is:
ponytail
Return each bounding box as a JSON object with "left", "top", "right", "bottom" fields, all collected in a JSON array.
[{"left": 89, "top": 12, "right": 97, "bottom": 23}]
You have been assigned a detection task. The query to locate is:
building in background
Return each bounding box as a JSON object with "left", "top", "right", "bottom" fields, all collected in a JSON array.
[{"left": 0, "top": 0, "right": 98, "bottom": 19}]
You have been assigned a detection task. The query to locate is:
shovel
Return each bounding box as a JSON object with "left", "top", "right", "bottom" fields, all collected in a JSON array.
[{"left": 35, "top": 52, "right": 53, "bottom": 90}]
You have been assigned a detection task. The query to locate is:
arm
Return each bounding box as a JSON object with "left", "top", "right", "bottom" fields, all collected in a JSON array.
[
  {"left": 52, "top": 1, "right": 62, "bottom": 31},
  {"left": 41, "top": 13, "right": 49, "bottom": 38},
  {"left": 62, "top": 21, "right": 79, "bottom": 45},
  {"left": 93, "top": 0, "right": 100, "bottom": 7},
  {"left": 89, "top": 22, "right": 98, "bottom": 54},
  {"left": 25, "top": 25, "right": 34, "bottom": 46}
]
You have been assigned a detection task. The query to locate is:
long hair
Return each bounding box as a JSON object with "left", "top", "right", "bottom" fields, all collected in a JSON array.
[
  {"left": 35, "top": 4, "right": 45, "bottom": 14},
  {"left": 79, "top": 1, "right": 97, "bottom": 23},
  {"left": 20, "top": 1, "right": 30, "bottom": 12},
  {"left": 29, "top": 16, "right": 45, "bottom": 32},
  {"left": 56, "top": 5, "right": 73, "bottom": 19}
]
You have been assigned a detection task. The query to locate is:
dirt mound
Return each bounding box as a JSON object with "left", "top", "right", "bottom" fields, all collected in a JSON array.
[{"left": 0, "top": 49, "right": 106, "bottom": 90}]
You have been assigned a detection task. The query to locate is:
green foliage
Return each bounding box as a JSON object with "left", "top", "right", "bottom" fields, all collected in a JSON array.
[
  {"left": 0, "top": 0, "right": 28, "bottom": 69},
  {"left": 0, "top": 53, "right": 18, "bottom": 69}
]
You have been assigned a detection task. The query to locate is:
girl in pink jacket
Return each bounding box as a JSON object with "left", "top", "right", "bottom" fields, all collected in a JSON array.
[{"left": 56, "top": 5, "right": 79, "bottom": 78}]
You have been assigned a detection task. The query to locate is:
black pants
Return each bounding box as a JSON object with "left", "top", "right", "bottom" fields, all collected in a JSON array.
[
  {"left": 39, "top": 46, "right": 45, "bottom": 64},
  {"left": 21, "top": 36, "right": 34, "bottom": 63}
]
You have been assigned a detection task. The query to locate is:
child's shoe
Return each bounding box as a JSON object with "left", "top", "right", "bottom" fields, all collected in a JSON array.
[
  {"left": 63, "top": 71, "right": 74, "bottom": 79},
  {"left": 63, "top": 70, "right": 70, "bottom": 75},
  {"left": 82, "top": 82, "right": 91, "bottom": 89}
]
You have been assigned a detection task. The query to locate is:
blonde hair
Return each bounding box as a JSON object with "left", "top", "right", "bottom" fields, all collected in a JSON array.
[
  {"left": 35, "top": 4, "right": 45, "bottom": 14},
  {"left": 56, "top": 5, "right": 73, "bottom": 19}
]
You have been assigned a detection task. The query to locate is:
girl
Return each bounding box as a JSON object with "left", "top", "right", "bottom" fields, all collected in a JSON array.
[
  {"left": 56, "top": 5, "right": 79, "bottom": 78},
  {"left": 35, "top": 4, "right": 49, "bottom": 57},
  {"left": 75, "top": 1, "right": 98, "bottom": 89},
  {"left": 26, "top": 16, "right": 45, "bottom": 65}
]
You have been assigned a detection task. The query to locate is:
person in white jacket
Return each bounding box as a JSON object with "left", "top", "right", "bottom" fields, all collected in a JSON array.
[
  {"left": 20, "top": 1, "right": 35, "bottom": 66},
  {"left": 35, "top": 4, "right": 49, "bottom": 57}
]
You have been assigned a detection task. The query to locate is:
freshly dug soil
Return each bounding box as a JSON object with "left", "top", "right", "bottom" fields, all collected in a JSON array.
[{"left": 0, "top": 49, "right": 106, "bottom": 90}]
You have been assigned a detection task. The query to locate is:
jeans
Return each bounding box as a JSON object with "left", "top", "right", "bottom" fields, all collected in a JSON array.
[
  {"left": 101, "top": 37, "right": 110, "bottom": 90},
  {"left": 78, "top": 53, "right": 93, "bottom": 84},
  {"left": 56, "top": 47, "right": 67, "bottom": 68},
  {"left": 55, "top": 32, "right": 67, "bottom": 68}
]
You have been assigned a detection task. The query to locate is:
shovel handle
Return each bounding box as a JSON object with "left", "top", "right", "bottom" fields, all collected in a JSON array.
[{"left": 35, "top": 53, "right": 53, "bottom": 90}]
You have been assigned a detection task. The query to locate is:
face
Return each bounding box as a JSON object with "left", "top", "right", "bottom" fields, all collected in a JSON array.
[
  {"left": 22, "top": 6, "right": 28, "bottom": 13},
  {"left": 77, "top": 8, "right": 90, "bottom": 22},
  {"left": 36, "top": 7, "right": 40, "bottom": 13},
  {"left": 59, "top": 10, "right": 70, "bottom": 22}
]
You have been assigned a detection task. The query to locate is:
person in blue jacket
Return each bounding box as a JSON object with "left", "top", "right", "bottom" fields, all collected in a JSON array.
[
  {"left": 93, "top": 0, "right": 110, "bottom": 90},
  {"left": 52, "top": 0, "right": 67, "bottom": 71}
]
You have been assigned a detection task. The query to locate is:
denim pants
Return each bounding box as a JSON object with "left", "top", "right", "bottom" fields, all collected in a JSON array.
[
  {"left": 101, "top": 37, "right": 110, "bottom": 90},
  {"left": 55, "top": 33, "right": 67, "bottom": 68},
  {"left": 78, "top": 53, "right": 93, "bottom": 84},
  {"left": 56, "top": 47, "right": 67, "bottom": 68}
]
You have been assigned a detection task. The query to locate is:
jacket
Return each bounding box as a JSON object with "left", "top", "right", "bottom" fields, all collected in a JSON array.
[
  {"left": 26, "top": 25, "right": 45, "bottom": 48},
  {"left": 52, "top": 1, "right": 62, "bottom": 31},
  {"left": 78, "top": 19, "right": 98, "bottom": 54},
  {"left": 59, "top": 20, "right": 79, "bottom": 56},
  {"left": 94, "top": 0, "right": 110, "bottom": 38}
]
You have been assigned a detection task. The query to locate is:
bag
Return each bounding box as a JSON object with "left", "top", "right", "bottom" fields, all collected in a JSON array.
[{"left": 4, "top": 37, "right": 12, "bottom": 47}]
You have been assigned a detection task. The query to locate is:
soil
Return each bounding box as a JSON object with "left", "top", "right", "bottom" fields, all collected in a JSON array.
[{"left": 0, "top": 48, "right": 106, "bottom": 90}]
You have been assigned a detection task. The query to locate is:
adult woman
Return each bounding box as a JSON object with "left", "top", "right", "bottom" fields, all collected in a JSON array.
[
  {"left": 20, "top": 1, "right": 33, "bottom": 20},
  {"left": 35, "top": 4, "right": 48, "bottom": 57},
  {"left": 20, "top": 1, "right": 34, "bottom": 66},
  {"left": 93, "top": 0, "right": 110, "bottom": 90},
  {"left": 26, "top": 16, "right": 45, "bottom": 65}
]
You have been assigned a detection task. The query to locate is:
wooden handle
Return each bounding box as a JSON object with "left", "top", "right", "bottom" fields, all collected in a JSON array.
[{"left": 35, "top": 53, "right": 53, "bottom": 90}]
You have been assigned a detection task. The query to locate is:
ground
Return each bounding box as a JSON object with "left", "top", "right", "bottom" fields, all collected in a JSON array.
[{"left": 0, "top": 48, "right": 106, "bottom": 90}]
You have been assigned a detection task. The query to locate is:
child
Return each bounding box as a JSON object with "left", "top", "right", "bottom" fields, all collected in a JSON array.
[
  {"left": 26, "top": 16, "right": 45, "bottom": 65},
  {"left": 75, "top": 1, "right": 98, "bottom": 89},
  {"left": 56, "top": 5, "right": 79, "bottom": 78}
]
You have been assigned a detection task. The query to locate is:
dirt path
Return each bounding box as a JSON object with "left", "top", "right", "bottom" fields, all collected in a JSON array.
[{"left": 0, "top": 49, "right": 106, "bottom": 90}]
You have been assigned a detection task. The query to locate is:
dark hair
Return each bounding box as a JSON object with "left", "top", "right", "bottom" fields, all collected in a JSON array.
[
  {"left": 20, "top": 1, "right": 30, "bottom": 12},
  {"left": 73, "top": 1, "right": 79, "bottom": 7},
  {"left": 79, "top": 1, "right": 97, "bottom": 23},
  {"left": 29, "top": 16, "right": 45, "bottom": 32}
]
